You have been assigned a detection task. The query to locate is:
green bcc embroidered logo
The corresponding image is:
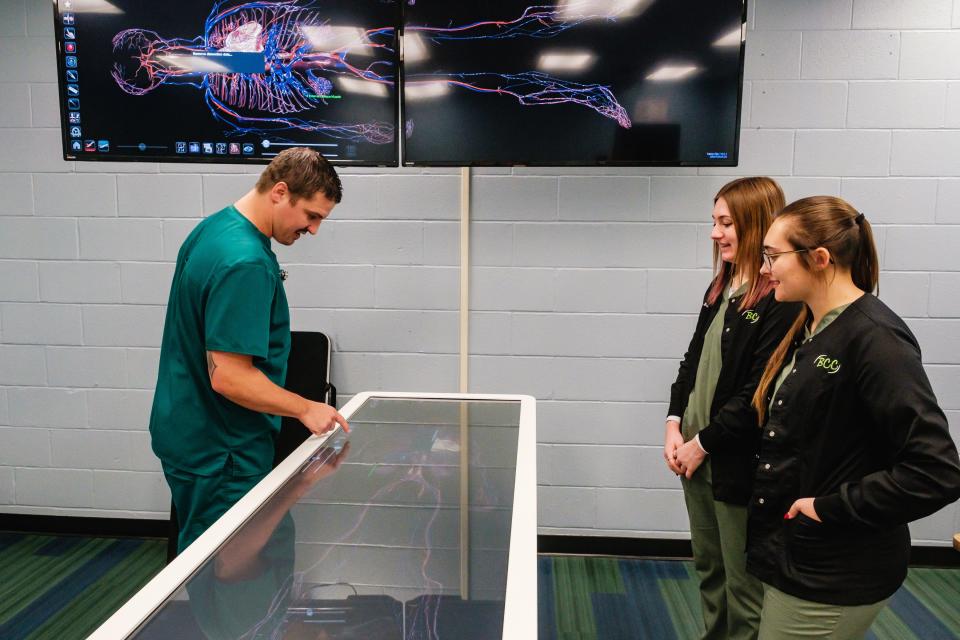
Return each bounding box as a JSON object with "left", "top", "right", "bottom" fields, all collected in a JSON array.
[
  {"left": 743, "top": 310, "right": 760, "bottom": 324},
  {"left": 814, "top": 354, "right": 841, "bottom": 374}
]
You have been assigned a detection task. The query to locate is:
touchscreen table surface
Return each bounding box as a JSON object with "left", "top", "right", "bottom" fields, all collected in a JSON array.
[{"left": 126, "top": 396, "right": 523, "bottom": 640}]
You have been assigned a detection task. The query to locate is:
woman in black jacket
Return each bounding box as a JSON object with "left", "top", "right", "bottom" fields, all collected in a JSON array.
[
  {"left": 666, "top": 177, "right": 801, "bottom": 640},
  {"left": 749, "top": 196, "right": 960, "bottom": 638}
]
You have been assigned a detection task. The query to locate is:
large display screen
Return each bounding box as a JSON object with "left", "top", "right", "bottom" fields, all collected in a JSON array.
[
  {"left": 52, "top": 0, "right": 400, "bottom": 165},
  {"left": 126, "top": 398, "right": 522, "bottom": 639},
  {"left": 402, "top": 0, "right": 746, "bottom": 166}
]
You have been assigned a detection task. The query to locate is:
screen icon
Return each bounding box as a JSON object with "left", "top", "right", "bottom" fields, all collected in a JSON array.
[
  {"left": 175, "top": 141, "right": 187, "bottom": 154},
  {"left": 69, "top": 125, "right": 81, "bottom": 138},
  {"left": 67, "top": 97, "right": 79, "bottom": 110},
  {"left": 228, "top": 143, "right": 240, "bottom": 155},
  {"left": 97, "top": 140, "right": 110, "bottom": 152},
  {"left": 68, "top": 112, "right": 80, "bottom": 124},
  {"left": 215, "top": 142, "right": 227, "bottom": 154},
  {"left": 83, "top": 139, "right": 96, "bottom": 152},
  {"left": 65, "top": 69, "right": 78, "bottom": 82},
  {"left": 70, "top": 139, "right": 82, "bottom": 152},
  {"left": 202, "top": 142, "right": 213, "bottom": 154},
  {"left": 66, "top": 84, "right": 79, "bottom": 97},
  {"left": 188, "top": 142, "right": 200, "bottom": 153},
  {"left": 62, "top": 13, "right": 75, "bottom": 26},
  {"left": 65, "top": 56, "right": 78, "bottom": 68},
  {"left": 242, "top": 143, "right": 254, "bottom": 155},
  {"left": 64, "top": 42, "right": 77, "bottom": 53},
  {"left": 63, "top": 27, "right": 76, "bottom": 40}
]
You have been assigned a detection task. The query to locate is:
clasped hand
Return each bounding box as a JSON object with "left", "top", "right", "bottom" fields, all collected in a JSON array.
[{"left": 663, "top": 421, "right": 706, "bottom": 479}]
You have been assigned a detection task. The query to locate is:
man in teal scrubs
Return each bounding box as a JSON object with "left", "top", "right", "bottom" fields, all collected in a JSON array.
[{"left": 150, "top": 147, "right": 350, "bottom": 552}]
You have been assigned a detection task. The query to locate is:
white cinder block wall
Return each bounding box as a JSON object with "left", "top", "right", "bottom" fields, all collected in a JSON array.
[{"left": 1, "top": 0, "right": 959, "bottom": 545}]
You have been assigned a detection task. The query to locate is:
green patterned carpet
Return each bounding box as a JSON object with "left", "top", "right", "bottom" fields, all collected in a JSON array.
[
  {"left": 1, "top": 534, "right": 958, "bottom": 639},
  {"left": 0, "top": 533, "right": 166, "bottom": 640},
  {"left": 538, "top": 556, "right": 960, "bottom": 640}
]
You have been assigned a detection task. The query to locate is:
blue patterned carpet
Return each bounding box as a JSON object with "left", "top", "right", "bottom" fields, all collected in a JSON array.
[
  {"left": 2, "top": 534, "right": 958, "bottom": 639},
  {"left": 538, "top": 556, "right": 960, "bottom": 639}
]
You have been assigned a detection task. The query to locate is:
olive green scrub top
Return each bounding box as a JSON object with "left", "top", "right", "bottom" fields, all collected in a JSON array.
[{"left": 682, "top": 282, "right": 749, "bottom": 440}]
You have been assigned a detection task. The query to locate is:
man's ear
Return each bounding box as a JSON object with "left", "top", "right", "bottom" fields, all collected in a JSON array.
[
  {"left": 270, "top": 181, "right": 288, "bottom": 203},
  {"left": 810, "top": 246, "right": 832, "bottom": 271}
]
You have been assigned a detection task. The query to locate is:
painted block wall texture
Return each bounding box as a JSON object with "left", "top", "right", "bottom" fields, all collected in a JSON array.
[{"left": 1, "top": 0, "right": 959, "bottom": 543}]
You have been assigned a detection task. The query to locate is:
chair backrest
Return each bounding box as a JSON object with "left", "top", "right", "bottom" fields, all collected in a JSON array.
[{"left": 273, "top": 331, "right": 336, "bottom": 467}]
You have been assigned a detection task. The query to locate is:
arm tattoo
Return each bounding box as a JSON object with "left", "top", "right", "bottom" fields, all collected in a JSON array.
[{"left": 207, "top": 352, "right": 217, "bottom": 380}]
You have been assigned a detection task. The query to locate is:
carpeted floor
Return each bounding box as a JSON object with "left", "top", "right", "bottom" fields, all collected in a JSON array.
[
  {"left": 0, "top": 533, "right": 166, "bottom": 640},
  {"left": 1, "top": 533, "right": 958, "bottom": 639},
  {"left": 538, "top": 555, "right": 960, "bottom": 640}
]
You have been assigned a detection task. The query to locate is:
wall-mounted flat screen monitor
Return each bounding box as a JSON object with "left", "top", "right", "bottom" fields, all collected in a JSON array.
[
  {"left": 52, "top": 0, "right": 400, "bottom": 166},
  {"left": 401, "top": 0, "right": 746, "bottom": 166}
]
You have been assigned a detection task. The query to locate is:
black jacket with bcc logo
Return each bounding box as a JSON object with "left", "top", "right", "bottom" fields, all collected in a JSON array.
[
  {"left": 746, "top": 293, "right": 960, "bottom": 606},
  {"left": 669, "top": 285, "right": 802, "bottom": 504}
]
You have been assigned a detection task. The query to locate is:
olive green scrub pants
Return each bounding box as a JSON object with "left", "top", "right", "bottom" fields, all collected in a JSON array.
[
  {"left": 758, "top": 584, "right": 888, "bottom": 639},
  {"left": 682, "top": 458, "right": 764, "bottom": 640}
]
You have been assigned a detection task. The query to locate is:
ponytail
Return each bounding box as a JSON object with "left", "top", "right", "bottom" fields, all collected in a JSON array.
[{"left": 851, "top": 213, "right": 879, "bottom": 294}]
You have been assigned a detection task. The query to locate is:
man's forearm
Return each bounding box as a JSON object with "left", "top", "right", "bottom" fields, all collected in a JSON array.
[{"left": 212, "top": 361, "right": 310, "bottom": 420}]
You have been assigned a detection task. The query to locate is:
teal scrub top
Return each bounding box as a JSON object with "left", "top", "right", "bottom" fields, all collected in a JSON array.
[{"left": 150, "top": 206, "right": 291, "bottom": 477}]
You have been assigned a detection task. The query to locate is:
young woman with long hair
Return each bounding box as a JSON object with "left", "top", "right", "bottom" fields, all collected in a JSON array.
[
  {"left": 665, "top": 177, "right": 801, "bottom": 640},
  {"left": 747, "top": 196, "right": 960, "bottom": 638}
]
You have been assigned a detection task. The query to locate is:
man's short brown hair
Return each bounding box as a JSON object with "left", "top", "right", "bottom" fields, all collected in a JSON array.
[{"left": 255, "top": 147, "right": 342, "bottom": 204}]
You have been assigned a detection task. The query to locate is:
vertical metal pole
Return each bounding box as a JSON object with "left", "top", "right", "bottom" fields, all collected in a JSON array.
[
  {"left": 459, "top": 167, "right": 470, "bottom": 599},
  {"left": 459, "top": 169, "right": 470, "bottom": 394}
]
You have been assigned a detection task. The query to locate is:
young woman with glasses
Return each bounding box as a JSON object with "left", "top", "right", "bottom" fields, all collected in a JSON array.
[
  {"left": 665, "top": 177, "right": 802, "bottom": 640},
  {"left": 747, "top": 196, "right": 960, "bottom": 638}
]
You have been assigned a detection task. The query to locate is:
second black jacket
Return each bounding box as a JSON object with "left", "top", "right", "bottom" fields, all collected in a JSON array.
[
  {"left": 746, "top": 294, "right": 960, "bottom": 605},
  {"left": 669, "top": 283, "right": 801, "bottom": 504}
]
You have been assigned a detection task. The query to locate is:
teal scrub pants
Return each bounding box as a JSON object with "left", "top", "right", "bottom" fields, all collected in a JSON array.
[{"left": 163, "top": 456, "right": 269, "bottom": 553}]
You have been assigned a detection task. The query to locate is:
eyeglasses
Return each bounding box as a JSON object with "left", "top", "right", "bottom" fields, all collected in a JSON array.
[{"left": 761, "top": 248, "right": 808, "bottom": 271}]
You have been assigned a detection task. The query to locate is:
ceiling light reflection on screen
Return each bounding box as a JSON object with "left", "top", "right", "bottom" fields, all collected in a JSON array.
[
  {"left": 403, "top": 32, "right": 430, "bottom": 63},
  {"left": 646, "top": 64, "right": 699, "bottom": 81},
  {"left": 337, "top": 76, "right": 389, "bottom": 97},
  {"left": 300, "top": 25, "right": 373, "bottom": 56},
  {"left": 405, "top": 81, "right": 450, "bottom": 100},
  {"left": 713, "top": 25, "right": 743, "bottom": 47},
  {"left": 537, "top": 51, "right": 596, "bottom": 72},
  {"left": 158, "top": 54, "right": 230, "bottom": 74},
  {"left": 557, "top": 0, "right": 653, "bottom": 20}
]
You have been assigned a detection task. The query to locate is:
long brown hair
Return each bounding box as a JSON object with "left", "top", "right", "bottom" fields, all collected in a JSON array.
[
  {"left": 706, "top": 177, "right": 785, "bottom": 311},
  {"left": 752, "top": 196, "right": 880, "bottom": 423}
]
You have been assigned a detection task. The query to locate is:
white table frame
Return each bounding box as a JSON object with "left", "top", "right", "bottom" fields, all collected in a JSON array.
[{"left": 87, "top": 391, "right": 537, "bottom": 640}]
